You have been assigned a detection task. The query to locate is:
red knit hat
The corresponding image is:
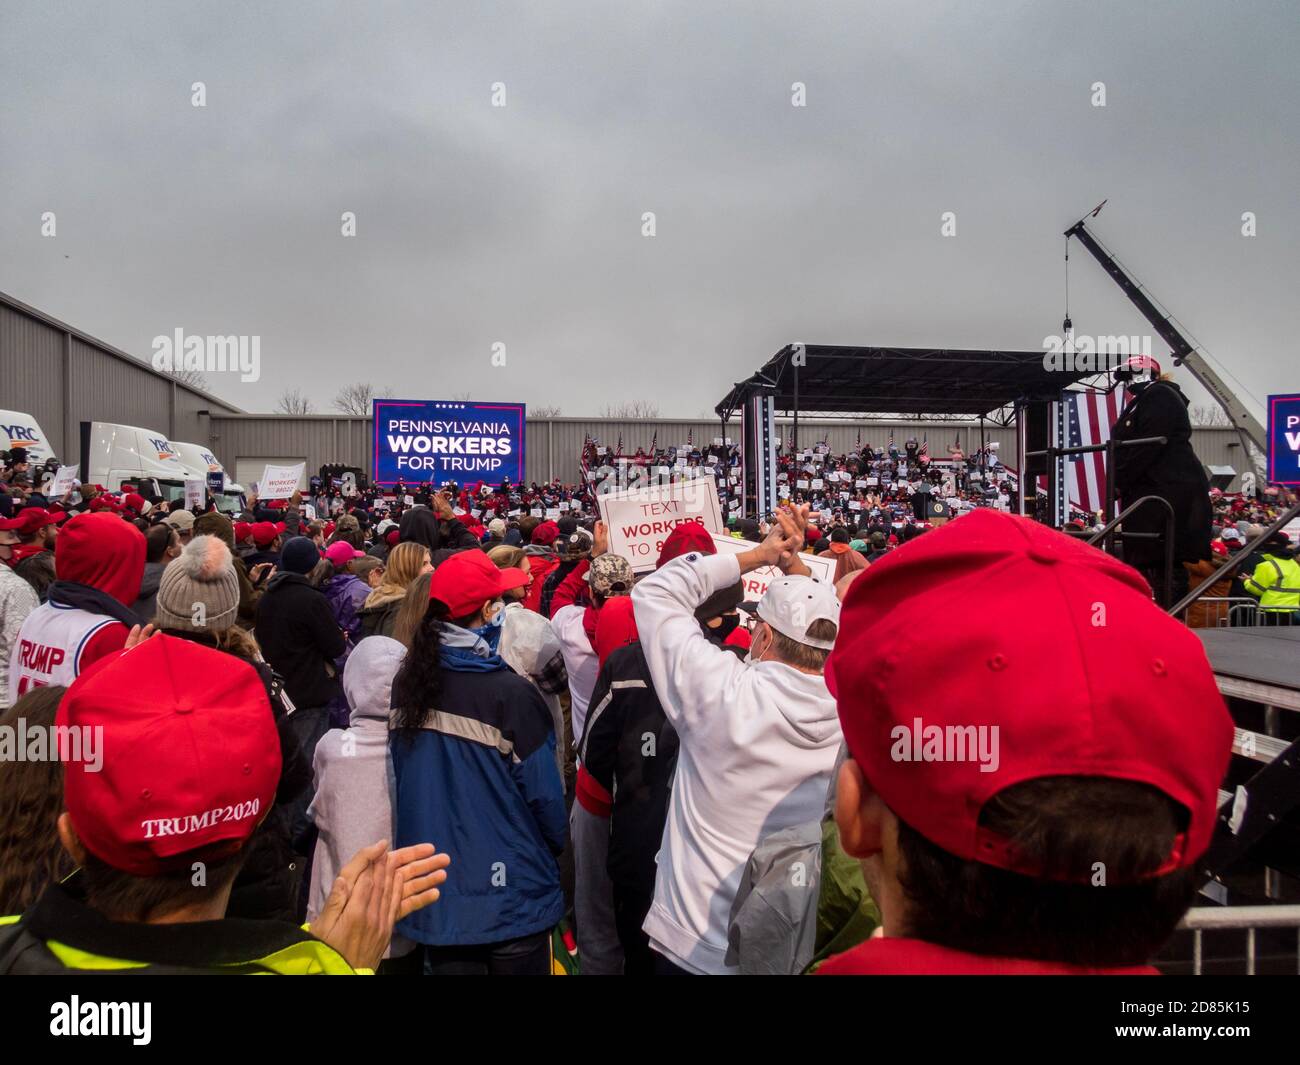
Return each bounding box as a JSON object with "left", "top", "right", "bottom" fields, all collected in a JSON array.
[
  {"left": 531, "top": 520, "right": 560, "bottom": 546},
  {"left": 827, "top": 509, "right": 1232, "bottom": 881}
]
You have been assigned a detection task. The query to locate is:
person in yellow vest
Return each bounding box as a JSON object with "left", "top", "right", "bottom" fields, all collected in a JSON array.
[
  {"left": 1243, "top": 531, "right": 1300, "bottom": 624},
  {"left": 0, "top": 634, "right": 448, "bottom": 974}
]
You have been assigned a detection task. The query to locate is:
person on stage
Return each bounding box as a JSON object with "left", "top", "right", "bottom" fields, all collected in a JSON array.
[{"left": 1110, "top": 356, "right": 1211, "bottom": 606}]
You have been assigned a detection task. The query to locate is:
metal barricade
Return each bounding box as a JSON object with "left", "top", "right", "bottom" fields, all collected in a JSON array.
[{"left": 1180, "top": 905, "right": 1300, "bottom": 975}]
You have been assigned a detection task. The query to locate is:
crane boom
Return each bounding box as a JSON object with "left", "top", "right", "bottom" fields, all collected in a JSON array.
[{"left": 1064, "top": 213, "right": 1267, "bottom": 464}]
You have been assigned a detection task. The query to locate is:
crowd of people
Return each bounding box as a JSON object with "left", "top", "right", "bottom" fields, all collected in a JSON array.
[{"left": 0, "top": 432, "right": 1289, "bottom": 976}]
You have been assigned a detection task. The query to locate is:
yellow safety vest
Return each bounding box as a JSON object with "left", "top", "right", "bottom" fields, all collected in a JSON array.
[{"left": 1244, "top": 554, "right": 1300, "bottom": 612}]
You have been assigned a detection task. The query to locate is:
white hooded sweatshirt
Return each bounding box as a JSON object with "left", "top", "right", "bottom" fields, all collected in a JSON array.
[{"left": 631, "top": 551, "right": 842, "bottom": 974}]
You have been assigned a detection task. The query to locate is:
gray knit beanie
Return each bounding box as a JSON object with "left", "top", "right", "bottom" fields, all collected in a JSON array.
[{"left": 155, "top": 534, "right": 241, "bottom": 632}]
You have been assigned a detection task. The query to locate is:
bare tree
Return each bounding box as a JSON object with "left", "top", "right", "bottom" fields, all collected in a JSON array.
[
  {"left": 1191, "top": 404, "right": 1232, "bottom": 427},
  {"left": 600, "top": 400, "right": 660, "bottom": 419},
  {"left": 332, "top": 381, "right": 392, "bottom": 415},
  {"left": 169, "top": 367, "right": 209, "bottom": 392},
  {"left": 276, "top": 388, "right": 315, "bottom": 415},
  {"left": 531, "top": 404, "right": 563, "bottom": 418}
]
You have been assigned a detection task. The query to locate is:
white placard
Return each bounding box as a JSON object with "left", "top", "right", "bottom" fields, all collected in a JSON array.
[
  {"left": 811, "top": 478, "right": 825, "bottom": 490},
  {"left": 530, "top": 507, "right": 543, "bottom": 518},
  {"left": 598, "top": 478, "right": 723, "bottom": 572},
  {"left": 257, "top": 462, "right": 305, "bottom": 500},
  {"left": 545, "top": 508, "right": 561, "bottom": 520},
  {"left": 709, "top": 533, "right": 837, "bottom": 619},
  {"left": 183, "top": 478, "right": 205, "bottom": 509},
  {"left": 849, "top": 500, "right": 862, "bottom": 511},
  {"left": 52, "top": 464, "right": 79, "bottom": 496},
  {"left": 796, "top": 479, "right": 811, "bottom": 490},
  {"left": 865, "top": 477, "right": 878, "bottom": 486}
]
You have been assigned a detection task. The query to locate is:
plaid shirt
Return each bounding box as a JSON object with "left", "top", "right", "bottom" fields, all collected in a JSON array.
[{"left": 536, "top": 649, "right": 569, "bottom": 696}]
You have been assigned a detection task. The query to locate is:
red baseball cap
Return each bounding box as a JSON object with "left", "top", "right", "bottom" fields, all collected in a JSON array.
[
  {"left": 428, "top": 548, "right": 528, "bottom": 617},
  {"left": 10, "top": 508, "right": 62, "bottom": 534},
  {"left": 826, "top": 509, "right": 1233, "bottom": 880},
  {"left": 233, "top": 521, "right": 254, "bottom": 542},
  {"left": 324, "top": 541, "right": 364, "bottom": 567},
  {"left": 656, "top": 521, "right": 715, "bottom": 568},
  {"left": 251, "top": 520, "right": 286, "bottom": 547},
  {"left": 58, "top": 634, "right": 282, "bottom": 876}
]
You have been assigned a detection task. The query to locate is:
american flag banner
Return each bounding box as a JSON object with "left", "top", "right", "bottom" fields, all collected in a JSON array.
[{"left": 1063, "top": 387, "right": 1126, "bottom": 514}]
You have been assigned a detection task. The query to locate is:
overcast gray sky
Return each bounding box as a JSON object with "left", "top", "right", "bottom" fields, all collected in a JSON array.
[{"left": 2, "top": 0, "right": 1297, "bottom": 419}]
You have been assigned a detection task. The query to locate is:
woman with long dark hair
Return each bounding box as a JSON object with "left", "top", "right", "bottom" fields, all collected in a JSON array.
[
  {"left": 390, "top": 549, "right": 568, "bottom": 975},
  {"left": 0, "top": 686, "right": 73, "bottom": 914}
]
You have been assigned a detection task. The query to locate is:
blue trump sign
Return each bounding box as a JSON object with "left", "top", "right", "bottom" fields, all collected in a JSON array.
[
  {"left": 372, "top": 400, "right": 526, "bottom": 486},
  {"left": 1268, "top": 393, "right": 1300, "bottom": 486}
]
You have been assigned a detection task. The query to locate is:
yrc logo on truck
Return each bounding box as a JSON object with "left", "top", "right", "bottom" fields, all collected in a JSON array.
[
  {"left": 373, "top": 400, "right": 525, "bottom": 485},
  {"left": 2, "top": 424, "right": 43, "bottom": 449},
  {"left": 148, "top": 437, "right": 179, "bottom": 462}
]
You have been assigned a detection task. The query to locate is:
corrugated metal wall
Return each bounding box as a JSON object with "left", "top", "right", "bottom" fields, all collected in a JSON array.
[{"left": 0, "top": 293, "right": 241, "bottom": 460}]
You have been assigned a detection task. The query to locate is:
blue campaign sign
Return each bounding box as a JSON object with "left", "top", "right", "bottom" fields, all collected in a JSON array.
[
  {"left": 372, "top": 400, "right": 526, "bottom": 486},
  {"left": 1268, "top": 394, "right": 1300, "bottom": 486}
]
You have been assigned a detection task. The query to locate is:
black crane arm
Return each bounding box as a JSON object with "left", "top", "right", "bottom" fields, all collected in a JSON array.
[{"left": 1064, "top": 214, "right": 1267, "bottom": 461}]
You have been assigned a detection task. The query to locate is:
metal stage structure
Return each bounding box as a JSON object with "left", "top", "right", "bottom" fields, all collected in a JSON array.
[{"left": 713, "top": 344, "right": 1105, "bottom": 522}]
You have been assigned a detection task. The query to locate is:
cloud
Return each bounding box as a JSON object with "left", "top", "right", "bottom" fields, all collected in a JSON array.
[{"left": 2, "top": 0, "right": 1297, "bottom": 418}]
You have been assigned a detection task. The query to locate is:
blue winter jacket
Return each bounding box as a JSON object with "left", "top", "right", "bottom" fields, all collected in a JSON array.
[{"left": 391, "top": 665, "right": 568, "bottom": 946}]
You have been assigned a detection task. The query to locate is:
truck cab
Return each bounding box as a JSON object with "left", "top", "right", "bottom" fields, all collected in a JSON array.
[
  {"left": 170, "top": 440, "right": 247, "bottom": 516},
  {"left": 81, "top": 420, "right": 194, "bottom": 505}
]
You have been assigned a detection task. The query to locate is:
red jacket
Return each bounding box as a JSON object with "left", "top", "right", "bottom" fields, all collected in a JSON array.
[
  {"left": 520, "top": 553, "right": 560, "bottom": 614},
  {"left": 817, "top": 936, "right": 1159, "bottom": 975}
]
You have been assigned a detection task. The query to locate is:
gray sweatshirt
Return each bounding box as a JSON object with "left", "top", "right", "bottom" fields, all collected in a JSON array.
[{"left": 306, "top": 634, "right": 413, "bottom": 958}]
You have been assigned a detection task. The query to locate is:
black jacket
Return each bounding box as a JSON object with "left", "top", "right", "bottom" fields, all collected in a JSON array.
[
  {"left": 398, "top": 506, "right": 479, "bottom": 554},
  {"left": 254, "top": 573, "right": 346, "bottom": 710},
  {"left": 1112, "top": 380, "right": 1212, "bottom": 566},
  {"left": 579, "top": 642, "right": 679, "bottom": 898},
  {"left": 357, "top": 597, "right": 402, "bottom": 639}
]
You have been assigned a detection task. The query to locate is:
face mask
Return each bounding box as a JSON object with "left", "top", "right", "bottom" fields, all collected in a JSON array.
[
  {"left": 706, "top": 614, "right": 741, "bottom": 641},
  {"left": 481, "top": 600, "right": 506, "bottom": 629}
]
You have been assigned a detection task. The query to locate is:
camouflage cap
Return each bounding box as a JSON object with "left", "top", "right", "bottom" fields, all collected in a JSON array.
[{"left": 586, "top": 553, "right": 634, "bottom": 596}]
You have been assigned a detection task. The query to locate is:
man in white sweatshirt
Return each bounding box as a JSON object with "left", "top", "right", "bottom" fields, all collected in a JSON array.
[{"left": 631, "top": 504, "right": 843, "bottom": 974}]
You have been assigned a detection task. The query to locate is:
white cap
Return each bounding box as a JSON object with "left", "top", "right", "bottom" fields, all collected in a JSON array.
[
  {"left": 754, "top": 574, "right": 841, "bottom": 650},
  {"left": 376, "top": 518, "right": 397, "bottom": 535}
]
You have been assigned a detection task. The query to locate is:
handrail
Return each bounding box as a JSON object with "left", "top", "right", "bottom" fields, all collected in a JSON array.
[
  {"left": 1168, "top": 498, "right": 1300, "bottom": 619},
  {"left": 1086, "top": 494, "right": 1176, "bottom": 606},
  {"left": 1181, "top": 905, "right": 1300, "bottom": 930},
  {"left": 1027, "top": 433, "right": 1167, "bottom": 525}
]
